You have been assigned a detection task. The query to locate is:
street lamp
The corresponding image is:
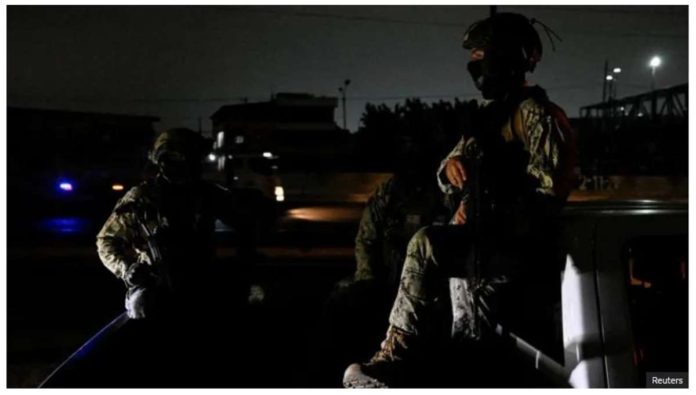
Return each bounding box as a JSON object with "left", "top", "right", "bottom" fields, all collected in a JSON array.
[
  {"left": 338, "top": 79, "right": 351, "bottom": 131},
  {"left": 649, "top": 56, "right": 661, "bottom": 91},
  {"left": 602, "top": 60, "right": 622, "bottom": 102},
  {"left": 649, "top": 56, "right": 662, "bottom": 69},
  {"left": 605, "top": 66, "right": 621, "bottom": 100}
]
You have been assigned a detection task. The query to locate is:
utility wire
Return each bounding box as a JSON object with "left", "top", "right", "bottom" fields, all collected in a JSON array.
[
  {"left": 230, "top": 6, "right": 469, "bottom": 28},
  {"left": 226, "top": 6, "right": 686, "bottom": 39},
  {"left": 535, "top": 5, "right": 686, "bottom": 16}
]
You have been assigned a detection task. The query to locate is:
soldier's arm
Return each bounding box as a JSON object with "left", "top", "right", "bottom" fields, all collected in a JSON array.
[
  {"left": 519, "top": 99, "right": 578, "bottom": 203},
  {"left": 96, "top": 210, "right": 140, "bottom": 280},
  {"left": 354, "top": 178, "right": 392, "bottom": 282}
]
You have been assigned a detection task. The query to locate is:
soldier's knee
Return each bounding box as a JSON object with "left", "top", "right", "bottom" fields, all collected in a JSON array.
[
  {"left": 403, "top": 226, "right": 438, "bottom": 271},
  {"left": 407, "top": 226, "right": 433, "bottom": 252}
]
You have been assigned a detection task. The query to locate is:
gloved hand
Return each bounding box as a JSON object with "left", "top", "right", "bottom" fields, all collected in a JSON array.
[
  {"left": 125, "top": 286, "right": 165, "bottom": 320},
  {"left": 123, "top": 262, "right": 155, "bottom": 288}
]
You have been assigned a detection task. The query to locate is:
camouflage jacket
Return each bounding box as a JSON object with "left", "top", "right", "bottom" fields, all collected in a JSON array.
[
  {"left": 354, "top": 174, "right": 449, "bottom": 286},
  {"left": 437, "top": 86, "right": 577, "bottom": 207},
  {"left": 96, "top": 178, "right": 252, "bottom": 288}
]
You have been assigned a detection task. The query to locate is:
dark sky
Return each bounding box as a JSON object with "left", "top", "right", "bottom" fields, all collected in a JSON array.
[{"left": 8, "top": 5, "right": 688, "bottom": 133}]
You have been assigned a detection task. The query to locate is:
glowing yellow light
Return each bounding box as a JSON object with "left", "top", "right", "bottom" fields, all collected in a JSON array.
[
  {"left": 286, "top": 207, "right": 361, "bottom": 222},
  {"left": 274, "top": 186, "right": 285, "bottom": 202},
  {"left": 112, "top": 184, "right": 125, "bottom": 191}
]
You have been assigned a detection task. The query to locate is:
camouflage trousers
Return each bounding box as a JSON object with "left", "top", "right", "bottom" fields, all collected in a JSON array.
[{"left": 387, "top": 220, "right": 545, "bottom": 340}]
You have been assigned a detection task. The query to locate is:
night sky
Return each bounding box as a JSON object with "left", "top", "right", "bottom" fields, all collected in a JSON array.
[{"left": 7, "top": 5, "right": 688, "bottom": 133}]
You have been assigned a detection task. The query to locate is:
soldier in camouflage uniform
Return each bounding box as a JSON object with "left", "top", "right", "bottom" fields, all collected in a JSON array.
[
  {"left": 94, "top": 128, "right": 257, "bottom": 385},
  {"left": 317, "top": 136, "right": 451, "bottom": 386},
  {"left": 344, "top": 13, "right": 577, "bottom": 388},
  {"left": 97, "top": 128, "right": 255, "bottom": 320}
]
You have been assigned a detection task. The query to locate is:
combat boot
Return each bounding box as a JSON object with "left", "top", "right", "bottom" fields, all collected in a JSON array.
[{"left": 342, "top": 326, "right": 417, "bottom": 388}]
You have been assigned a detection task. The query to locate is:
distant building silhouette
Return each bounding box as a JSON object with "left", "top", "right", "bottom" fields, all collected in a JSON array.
[{"left": 210, "top": 93, "right": 352, "bottom": 176}]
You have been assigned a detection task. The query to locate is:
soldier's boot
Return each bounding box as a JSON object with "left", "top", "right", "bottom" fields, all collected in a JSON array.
[{"left": 342, "top": 326, "right": 418, "bottom": 388}]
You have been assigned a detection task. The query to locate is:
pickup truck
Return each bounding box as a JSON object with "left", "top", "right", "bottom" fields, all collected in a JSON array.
[{"left": 454, "top": 195, "right": 688, "bottom": 388}]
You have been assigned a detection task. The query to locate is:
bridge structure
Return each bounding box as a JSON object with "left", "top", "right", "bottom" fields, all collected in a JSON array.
[
  {"left": 573, "top": 83, "right": 687, "bottom": 178},
  {"left": 580, "top": 83, "right": 687, "bottom": 121}
]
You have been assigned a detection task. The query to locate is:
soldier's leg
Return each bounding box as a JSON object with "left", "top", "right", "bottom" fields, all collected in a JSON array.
[
  {"left": 388, "top": 225, "right": 472, "bottom": 336},
  {"left": 344, "top": 225, "right": 471, "bottom": 388}
]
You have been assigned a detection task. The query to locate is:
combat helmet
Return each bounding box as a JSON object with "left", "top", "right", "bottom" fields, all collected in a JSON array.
[
  {"left": 462, "top": 12, "right": 543, "bottom": 73},
  {"left": 148, "top": 128, "right": 207, "bottom": 184},
  {"left": 149, "top": 128, "right": 206, "bottom": 164}
]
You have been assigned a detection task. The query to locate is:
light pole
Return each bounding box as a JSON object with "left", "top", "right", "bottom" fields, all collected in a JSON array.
[
  {"left": 605, "top": 74, "right": 614, "bottom": 101},
  {"left": 606, "top": 67, "right": 621, "bottom": 100},
  {"left": 603, "top": 65, "right": 621, "bottom": 102},
  {"left": 603, "top": 59, "right": 623, "bottom": 102},
  {"left": 339, "top": 79, "right": 351, "bottom": 131},
  {"left": 602, "top": 59, "right": 608, "bottom": 102},
  {"left": 612, "top": 67, "right": 621, "bottom": 99},
  {"left": 649, "top": 56, "right": 661, "bottom": 91}
]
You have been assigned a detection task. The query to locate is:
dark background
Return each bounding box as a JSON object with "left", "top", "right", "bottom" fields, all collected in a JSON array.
[
  {"left": 5, "top": 5, "right": 689, "bottom": 388},
  {"left": 8, "top": 5, "right": 688, "bottom": 133}
]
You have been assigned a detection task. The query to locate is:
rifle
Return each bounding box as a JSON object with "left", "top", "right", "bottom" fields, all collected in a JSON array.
[
  {"left": 463, "top": 138, "right": 484, "bottom": 337},
  {"left": 134, "top": 206, "right": 173, "bottom": 291}
]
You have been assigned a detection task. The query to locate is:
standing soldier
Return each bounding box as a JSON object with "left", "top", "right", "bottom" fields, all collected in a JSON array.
[
  {"left": 343, "top": 12, "right": 577, "bottom": 388},
  {"left": 97, "top": 128, "right": 255, "bottom": 319},
  {"left": 94, "top": 128, "right": 256, "bottom": 385}
]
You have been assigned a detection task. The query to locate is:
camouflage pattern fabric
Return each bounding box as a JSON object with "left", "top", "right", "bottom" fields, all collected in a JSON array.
[
  {"left": 390, "top": 89, "right": 575, "bottom": 339},
  {"left": 96, "top": 185, "right": 160, "bottom": 281},
  {"left": 354, "top": 174, "right": 449, "bottom": 287},
  {"left": 96, "top": 178, "right": 253, "bottom": 291},
  {"left": 437, "top": 91, "right": 576, "bottom": 200},
  {"left": 388, "top": 225, "right": 514, "bottom": 338}
]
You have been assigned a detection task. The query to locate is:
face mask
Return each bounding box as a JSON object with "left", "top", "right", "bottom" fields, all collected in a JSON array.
[
  {"left": 158, "top": 153, "right": 200, "bottom": 186},
  {"left": 467, "top": 56, "right": 525, "bottom": 100}
]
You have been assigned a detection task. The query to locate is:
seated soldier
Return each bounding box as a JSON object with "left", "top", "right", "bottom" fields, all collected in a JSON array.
[
  {"left": 317, "top": 136, "right": 451, "bottom": 386},
  {"left": 343, "top": 13, "right": 577, "bottom": 388}
]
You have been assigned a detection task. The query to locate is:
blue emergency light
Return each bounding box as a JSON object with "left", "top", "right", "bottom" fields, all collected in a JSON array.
[{"left": 57, "top": 180, "right": 74, "bottom": 193}]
